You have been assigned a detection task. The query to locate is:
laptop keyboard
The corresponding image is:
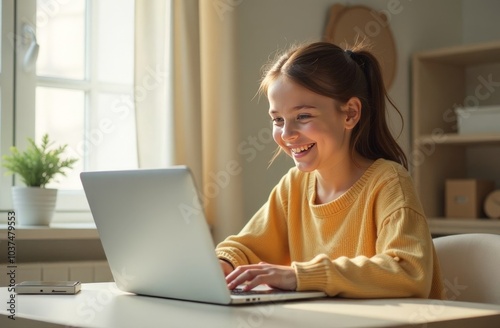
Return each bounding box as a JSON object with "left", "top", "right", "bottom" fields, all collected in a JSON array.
[{"left": 231, "top": 287, "right": 293, "bottom": 295}]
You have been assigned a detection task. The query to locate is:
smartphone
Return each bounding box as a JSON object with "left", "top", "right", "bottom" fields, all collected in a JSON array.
[{"left": 15, "top": 281, "right": 81, "bottom": 295}]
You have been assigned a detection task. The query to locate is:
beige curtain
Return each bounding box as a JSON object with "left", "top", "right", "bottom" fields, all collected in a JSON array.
[{"left": 135, "top": 0, "right": 243, "bottom": 243}]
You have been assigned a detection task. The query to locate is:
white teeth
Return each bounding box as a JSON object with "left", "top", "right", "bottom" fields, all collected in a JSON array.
[{"left": 291, "top": 144, "right": 314, "bottom": 153}]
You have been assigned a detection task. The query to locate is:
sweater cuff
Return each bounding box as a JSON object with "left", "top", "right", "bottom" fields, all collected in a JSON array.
[
  {"left": 292, "top": 254, "right": 331, "bottom": 292},
  {"left": 215, "top": 250, "right": 243, "bottom": 269},
  {"left": 219, "top": 258, "right": 234, "bottom": 269}
]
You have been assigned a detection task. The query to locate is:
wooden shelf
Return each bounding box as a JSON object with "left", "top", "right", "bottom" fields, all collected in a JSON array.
[
  {"left": 415, "top": 40, "right": 500, "bottom": 66},
  {"left": 416, "top": 133, "right": 500, "bottom": 146},
  {"left": 412, "top": 41, "right": 500, "bottom": 234},
  {"left": 428, "top": 218, "right": 500, "bottom": 235}
]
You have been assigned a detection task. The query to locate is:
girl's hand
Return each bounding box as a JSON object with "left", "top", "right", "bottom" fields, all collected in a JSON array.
[{"left": 225, "top": 262, "right": 297, "bottom": 291}]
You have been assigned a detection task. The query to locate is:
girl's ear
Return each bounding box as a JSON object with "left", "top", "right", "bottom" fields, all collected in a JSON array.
[{"left": 343, "top": 97, "right": 362, "bottom": 130}]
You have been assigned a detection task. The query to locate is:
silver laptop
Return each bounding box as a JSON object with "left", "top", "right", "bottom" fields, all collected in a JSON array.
[{"left": 80, "top": 167, "right": 326, "bottom": 305}]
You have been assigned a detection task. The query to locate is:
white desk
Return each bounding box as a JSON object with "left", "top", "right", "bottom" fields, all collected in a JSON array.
[{"left": 1, "top": 283, "right": 500, "bottom": 328}]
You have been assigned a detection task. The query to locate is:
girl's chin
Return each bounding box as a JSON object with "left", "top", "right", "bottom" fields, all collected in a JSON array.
[{"left": 293, "top": 161, "right": 316, "bottom": 172}]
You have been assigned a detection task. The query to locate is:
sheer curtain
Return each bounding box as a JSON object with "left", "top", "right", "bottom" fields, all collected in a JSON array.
[{"left": 134, "top": 0, "right": 243, "bottom": 243}]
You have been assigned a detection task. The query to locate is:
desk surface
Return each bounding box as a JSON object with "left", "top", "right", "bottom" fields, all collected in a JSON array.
[{"left": 1, "top": 282, "right": 500, "bottom": 328}]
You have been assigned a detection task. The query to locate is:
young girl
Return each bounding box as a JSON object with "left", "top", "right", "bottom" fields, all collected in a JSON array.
[{"left": 215, "top": 41, "right": 444, "bottom": 299}]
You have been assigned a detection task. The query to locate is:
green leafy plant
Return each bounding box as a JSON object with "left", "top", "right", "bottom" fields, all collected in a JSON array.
[{"left": 2, "top": 134, "right": 78, "bottom": 188}]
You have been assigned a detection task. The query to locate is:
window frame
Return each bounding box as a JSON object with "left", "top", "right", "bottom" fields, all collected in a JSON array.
[{"left": 0, "top": 0, "right": 16, "bottom": 214}]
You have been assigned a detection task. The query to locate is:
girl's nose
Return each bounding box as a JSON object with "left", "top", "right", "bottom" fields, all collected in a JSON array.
[{"left": 281, "top": 121, "right": 299, "bottom": 141}]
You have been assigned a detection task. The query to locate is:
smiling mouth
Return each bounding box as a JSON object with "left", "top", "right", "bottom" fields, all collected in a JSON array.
[{"left": 291, "top": 143, "right": 315, "bottom": 154}]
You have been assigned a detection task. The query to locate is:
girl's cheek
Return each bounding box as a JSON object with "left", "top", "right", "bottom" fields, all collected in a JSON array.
[{"left": 272, "top": 129, "right": 282, "bottom": 144}]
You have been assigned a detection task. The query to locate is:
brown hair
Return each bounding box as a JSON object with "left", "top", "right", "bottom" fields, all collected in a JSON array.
[{"left": 259, "top": 41, "right": 407, "bottom": 169}]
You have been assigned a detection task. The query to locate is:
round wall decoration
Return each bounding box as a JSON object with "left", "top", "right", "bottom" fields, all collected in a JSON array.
[{"left": 324, "top": 4, "right": 397, "bottom": 90}]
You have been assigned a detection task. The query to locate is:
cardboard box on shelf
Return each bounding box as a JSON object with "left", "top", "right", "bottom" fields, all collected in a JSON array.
[{"left": 445, "top": 179, "right": 495, "bottom": 219}]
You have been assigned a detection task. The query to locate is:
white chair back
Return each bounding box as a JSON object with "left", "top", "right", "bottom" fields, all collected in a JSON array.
[{"left": 433, "top": 233, "right": 500, "bottom": 304}]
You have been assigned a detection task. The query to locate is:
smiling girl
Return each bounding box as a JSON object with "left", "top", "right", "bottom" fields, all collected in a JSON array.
[{"left": 215, "top": 42, "right": 444, "bottom": 299}]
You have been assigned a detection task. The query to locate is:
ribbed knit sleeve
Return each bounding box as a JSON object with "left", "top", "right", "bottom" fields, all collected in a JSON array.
[
  {"left": 215, "top": 173, "right": 291, "bottom": 269},
  {"left": 292, "top": 207, "right": 438, "bottom": 298}
]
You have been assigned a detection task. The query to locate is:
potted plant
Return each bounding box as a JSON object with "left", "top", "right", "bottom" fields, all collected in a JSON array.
[{"left": 2, "top": 134, "right": 78, "bottom": 226}]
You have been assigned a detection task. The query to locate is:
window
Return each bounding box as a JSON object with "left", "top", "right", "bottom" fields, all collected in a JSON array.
[
  {"left": 0, "top": 0, "right": 137, "bottom": 221},
  {"left": 36, "top": 0, "right": 137, "bottom": 190}
]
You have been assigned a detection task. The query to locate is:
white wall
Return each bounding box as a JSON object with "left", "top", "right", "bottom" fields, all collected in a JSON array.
[
  {"left": 462, "top": 0, "right": 500, "bottom": 44},
  {"left": 235, "top": 0, "right": 338, "bottom": 227},
  {"left": 234, "top": 0, "right": 500, "bottom": 225}
]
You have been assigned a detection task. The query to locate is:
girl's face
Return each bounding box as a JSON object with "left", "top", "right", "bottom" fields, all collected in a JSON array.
[{"left": 268, "top": 77, "right": 353, "bottom": 173}]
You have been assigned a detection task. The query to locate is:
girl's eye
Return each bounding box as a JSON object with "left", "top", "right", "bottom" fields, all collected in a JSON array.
[
  {"left": 297, "top": 114, "right": 311, "bottom": 120},
  {"left": 272, "top": 117, "right": 284, "bottom": 126}
]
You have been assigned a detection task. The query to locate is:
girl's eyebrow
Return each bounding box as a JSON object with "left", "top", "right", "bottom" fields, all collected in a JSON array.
[
  {"left": 269, "top": 105, "right": 317, "bottom": 114},
  {"left": 293, "top": 105, "right": 316, "bottom": 110}
]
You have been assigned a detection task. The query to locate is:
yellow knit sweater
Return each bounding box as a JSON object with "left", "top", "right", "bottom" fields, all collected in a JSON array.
[{"left": 216, "top": 159, "right": 444, "bottom": 299}]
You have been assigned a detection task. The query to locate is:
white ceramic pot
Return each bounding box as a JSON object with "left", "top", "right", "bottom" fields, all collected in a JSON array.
[{"left": 11, "top": 186, "right": 58, "bottom": 226}]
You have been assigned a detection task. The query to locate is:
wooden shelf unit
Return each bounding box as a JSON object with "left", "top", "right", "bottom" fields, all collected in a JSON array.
[
  {"left": 412, "top": 41, "right": 500, "bottom": 231},
  {"left": 416, "top": 133, "right": 500, "bottom": 146}
]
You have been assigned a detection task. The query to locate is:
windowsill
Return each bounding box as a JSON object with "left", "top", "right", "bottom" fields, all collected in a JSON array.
[{"left": 0, "top": 212, "right": 98, "bottom": 241}]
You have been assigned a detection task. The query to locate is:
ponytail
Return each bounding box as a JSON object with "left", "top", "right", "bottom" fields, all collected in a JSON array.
[{"left": 348, "top": 49, "right": 408, "bottom": 169}]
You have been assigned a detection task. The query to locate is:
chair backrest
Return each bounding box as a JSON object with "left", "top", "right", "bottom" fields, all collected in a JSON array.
[{"left": 433, "top": 233, "right": 500, "bottom": 304}]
